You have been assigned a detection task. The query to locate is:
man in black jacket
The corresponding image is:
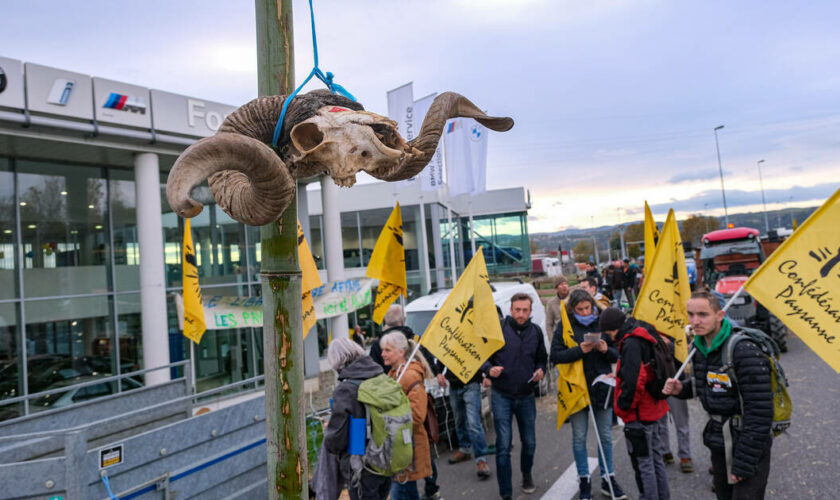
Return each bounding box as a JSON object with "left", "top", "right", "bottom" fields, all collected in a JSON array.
[
  {"left": 663, "top": 290, "right": 773, "bottom": 500},
  {"left": 482, "top": 293, "right": 547, "bottom": 500}
]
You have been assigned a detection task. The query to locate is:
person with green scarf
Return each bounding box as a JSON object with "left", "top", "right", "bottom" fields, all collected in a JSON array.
[{"left": 663, "top": 290, "right": 774, "bottom": 500}]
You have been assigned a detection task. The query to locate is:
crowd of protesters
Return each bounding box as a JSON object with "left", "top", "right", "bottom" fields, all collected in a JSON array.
[{"left": 313, "top": 273, "right": 776, "bottom": 500}]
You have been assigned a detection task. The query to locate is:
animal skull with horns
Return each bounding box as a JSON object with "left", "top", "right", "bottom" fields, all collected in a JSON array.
[{"left": 166, "top": 89, "right": 514, "bottom": 226}]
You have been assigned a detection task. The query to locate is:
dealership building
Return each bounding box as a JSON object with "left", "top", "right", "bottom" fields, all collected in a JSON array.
[{"left": 0, "top": 55, "right": 531, "bottom": 417}]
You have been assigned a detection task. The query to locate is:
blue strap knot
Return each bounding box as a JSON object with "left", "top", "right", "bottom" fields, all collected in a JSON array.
[{"left": 271, "top": 0, "right": 357, "bottom": 149}]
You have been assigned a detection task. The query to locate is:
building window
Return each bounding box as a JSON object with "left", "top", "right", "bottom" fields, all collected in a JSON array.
[{"left": 17, "top": 160, "right": 110, "bottom": 297}]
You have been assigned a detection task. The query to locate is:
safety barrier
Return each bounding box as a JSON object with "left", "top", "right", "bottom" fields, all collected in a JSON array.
[{"left": 0, "top": 377, "right": 267, "bottom": 499}]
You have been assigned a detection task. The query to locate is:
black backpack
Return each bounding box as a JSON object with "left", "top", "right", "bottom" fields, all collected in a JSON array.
[{"left": 644, "top": 329, "right": 677, "bottom": 400}]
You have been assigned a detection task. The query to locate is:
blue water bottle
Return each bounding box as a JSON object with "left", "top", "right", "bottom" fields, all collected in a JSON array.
[{"left": 348, "top": 417, "right": 366, "bottom": 455}]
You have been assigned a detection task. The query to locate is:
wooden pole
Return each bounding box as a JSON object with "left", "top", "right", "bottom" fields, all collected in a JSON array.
[{"left": 254, "top": 1, "right": 307, "bottom": 498}]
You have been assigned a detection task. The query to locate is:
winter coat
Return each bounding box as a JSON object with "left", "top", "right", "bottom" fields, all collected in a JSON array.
[
  {"left": 390, "top": 361, "right": 432, "bottom": 482},
  {"left": 676, "top": 321, "right": 773, "bottom": 478},
  {"left": 323, "top": 356, "right": 384, "bottom": 484},
  {"left": 550, "top": 309, "right": 619, "bottom": 409},
  {"left": 614, "top": 319, "right": 670, "bottom": 424},
  {"left": 483, "top": 317, "right": 548, "bottom": 399},
  {"left": 611, "top": 267, "right": 626, "bottom": 290},
  {"left": 545, "top": 295, "right": 568, "bottom": 340}
]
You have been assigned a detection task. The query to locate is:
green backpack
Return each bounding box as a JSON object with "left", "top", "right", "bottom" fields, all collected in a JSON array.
[
  {"left": 720, "top": 327, "right": 792, "bottom": 437},
  {"left": 353, "top": 374, "right": 414, "bottom": 475}
]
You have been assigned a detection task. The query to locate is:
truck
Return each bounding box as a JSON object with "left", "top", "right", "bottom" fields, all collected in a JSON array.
[{"left": 698, "top": 227, "right": 788, "bottom": 351}]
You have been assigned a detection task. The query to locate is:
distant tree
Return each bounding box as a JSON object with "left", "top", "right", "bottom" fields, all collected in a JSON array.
[
  {"left": 529, "top": 238, "right": 539, "bottom": 254},
  {"left": 610, "top": 232, "right": 621, "bottom": 251},
  {"left": 628, "top": 244, "right": 642, "bottom": 259},
  {"left": 573, "top": 240, "right": 594, "bottom": 262},
  {"left": 682, "top": 214, "right": 719, "bottom": 247},
  {"left": 624, "top": 222, "right": 644, "bottom": 244}
]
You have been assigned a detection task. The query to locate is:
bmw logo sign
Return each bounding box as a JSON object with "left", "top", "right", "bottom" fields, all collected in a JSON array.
[{"left": 470, "top": 124, "right": 482, "bottom": 142}]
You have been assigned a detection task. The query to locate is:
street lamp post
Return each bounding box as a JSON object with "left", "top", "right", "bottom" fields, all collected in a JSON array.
[
  {"left": 757, "top": 159, "right": 769, "bottom": 233},
  {"left": 713, "top": 125, "right": 729, "bottom": 226}
]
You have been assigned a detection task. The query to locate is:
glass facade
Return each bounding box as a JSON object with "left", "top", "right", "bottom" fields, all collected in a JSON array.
[
  {"left": 0, "top": 156, "right": 270, "bottom": 420},
  {"left": 0, "top": 154, "right": 530, "bottom": 421}
]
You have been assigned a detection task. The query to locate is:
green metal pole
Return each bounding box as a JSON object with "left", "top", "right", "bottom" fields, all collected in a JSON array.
[{"left": 254, "top": 1, "right": 307, "bottom": 498}]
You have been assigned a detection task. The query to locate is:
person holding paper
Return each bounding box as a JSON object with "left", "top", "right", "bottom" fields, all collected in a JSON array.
[
  {"left": 599, "top": 307, "right": 670, "bottom": 500},
  {"left": 662, "top": 290, "right": 774, "bottom": 500},
  {"left": 550, "top": 290, "right": 626, "bottom": 500},
  {"left": 322, "top": 338, "right": 390, "bottom": 500}
]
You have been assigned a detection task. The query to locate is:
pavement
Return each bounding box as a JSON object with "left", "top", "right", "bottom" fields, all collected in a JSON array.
[{"left": 432, "top": 333, "right": 840, "bottom": 499}]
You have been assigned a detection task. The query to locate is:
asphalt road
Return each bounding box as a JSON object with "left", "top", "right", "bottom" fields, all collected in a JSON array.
[{"left": 432, "top": 333, "right": 840, "bottom": 499}]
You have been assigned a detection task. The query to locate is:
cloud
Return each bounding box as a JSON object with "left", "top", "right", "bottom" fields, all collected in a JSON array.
[
  {"left": 649, "top": 182, "right": 836, "bottom": 213},
  {"left": 668, "top": 169, "right": 732, "bottom": 183}
]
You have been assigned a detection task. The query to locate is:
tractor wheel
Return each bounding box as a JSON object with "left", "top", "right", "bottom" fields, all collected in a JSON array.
[{"left": 769, "top": 314, "right": 789, "bottom": 353}]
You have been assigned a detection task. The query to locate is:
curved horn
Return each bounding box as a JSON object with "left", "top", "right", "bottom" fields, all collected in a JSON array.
[
  {"left": 166, "top": 133, "right": 295, "bottom": 226},
  {"left": 368, "top": 92, "right": 513, "bottom": 182}
]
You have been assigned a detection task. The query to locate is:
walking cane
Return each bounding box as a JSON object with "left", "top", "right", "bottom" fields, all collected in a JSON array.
[{"left": 588, "top": 404, "right": 616, "bottom": 500}]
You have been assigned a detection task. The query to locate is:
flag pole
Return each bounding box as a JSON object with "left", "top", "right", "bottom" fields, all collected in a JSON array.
[
  {"left": 673, "top": 284, "right": 745, "bottom": 379},
  {"left": 397, "top": 340, "right": 423, "bottom": 383},
  {"left": 255, "top": 1, "right": 308, "bottom": 497},
  {"left": 588, "top": 405, "right": 616, "bottom": 500}
]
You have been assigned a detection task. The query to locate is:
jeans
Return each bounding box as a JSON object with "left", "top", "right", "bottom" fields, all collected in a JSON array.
[
  {"left": 625, "top": 419, "right": 670, "bottom": 500},
  {"left": 390, "top": 479, "right": 420, "bottom": 500},
  {"left": 568, "top": 407, "right": 614, "bottom": 477},
  {"left": 711, "top": 442, "right": 772, "bottom": 500},
  {"left": 658, "top": 396, "right": 691, "bottom": 459},
  {"left": 491, "top": 390, "right": 537, "bottom": 498},
  {"left": 450, "top": 382, "right": 489, "bottom": 463}
]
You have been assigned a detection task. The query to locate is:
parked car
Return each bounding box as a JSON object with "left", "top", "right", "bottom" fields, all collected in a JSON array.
[
  {"left": 29, "top": 375, "right": 144, "bottom": 412},
  {"left": 405, "top": 280, "right": 548, "bottom": 349}
]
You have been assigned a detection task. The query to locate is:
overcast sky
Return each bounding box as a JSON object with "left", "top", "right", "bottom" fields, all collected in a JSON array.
[{"left": 3, "top": 0, "right": 838, "bottom": 232}]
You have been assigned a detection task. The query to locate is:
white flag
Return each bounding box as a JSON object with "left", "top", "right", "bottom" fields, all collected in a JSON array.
[
  {"left": 413, "top": 93, "right": 445, "bottom": 192},
  {"left": 387, "top": 83, "right": 417, "bottom": 186},
  {"left": 444, "top": 118, "right": 488, "bottom": 196}
]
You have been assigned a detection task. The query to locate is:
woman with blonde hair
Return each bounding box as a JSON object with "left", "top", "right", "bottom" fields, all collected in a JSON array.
[{"left": 379, "top": 331, "right": 434, "bottom": 500}]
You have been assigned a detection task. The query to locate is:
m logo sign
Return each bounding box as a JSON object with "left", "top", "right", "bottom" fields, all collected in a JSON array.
[{"left": 103, "top": 92, "right": 147, "bottom": 114}]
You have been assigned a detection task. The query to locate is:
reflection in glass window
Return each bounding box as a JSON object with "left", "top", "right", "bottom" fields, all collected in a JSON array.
[
  {"left": 308, "top": 216, "right": 324, "bottom": 270},
  {"left": 246, "top": 225, "right": 261, "bottom": 279},
  {"left": 110, "top": 169, "right": 140, "bottom": 291},
  {"left": 341, "top": 212, "right": 361, "bottom": 268},
  {"left": 17, "top": 160, "right": 109, "bottom": 297},
  {"left": 0, "top": 302, "right": 21, "bottom": 404},
  {"left": 24, "top": 295, "right": 115, "bottom": 397},
  {"left": 167, "top": 284, "right": 257, "bottom": 394},
  {"left": 115, "top": 293, "right": 142, "bottom": 374},
  {"left": 163, "top": 202, "right": 248, "bottom": 288},
  {"left": 0, "top": 159, "right": 15, "bottom": 282}
]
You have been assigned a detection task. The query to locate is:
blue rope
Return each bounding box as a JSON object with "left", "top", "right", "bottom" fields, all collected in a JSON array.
[
  {"left": 271, "top": 0, "right": 356, "bottom": 149},
  {"left": 100, "top": 471, "right": 120, "bottom": 500}
]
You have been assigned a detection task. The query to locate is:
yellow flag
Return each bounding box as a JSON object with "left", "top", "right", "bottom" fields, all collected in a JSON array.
[
  {"left": 644, "top": 201, "right": 660, "bottom": 272},
  {"left": 299, "top": 221, "right": 323, "bottom": 338},
  {"left": 366, "top": 203, "right": 407, "bottom": 324},
  {"left": 182, "top": 219, "right": 206, "bottom": 344},
  {"left": 744, "top": 187, "right": 840, "bottom": 373},
  {"left": 793, "top": 217, "right": 799, "bottom": 230},
  {"left": 419, "top": 248, "right": 505, "bottom": 383},
  {"left": 556, "top": 303, "right": 590, "bottom": 430},
  {"left": 633, "top": 209, "right": 690, "bottom": 361}
]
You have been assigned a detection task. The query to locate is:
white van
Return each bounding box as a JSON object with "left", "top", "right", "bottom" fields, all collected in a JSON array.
[{"left": 405, "top": 281, "right": 549, "bottom": 349}]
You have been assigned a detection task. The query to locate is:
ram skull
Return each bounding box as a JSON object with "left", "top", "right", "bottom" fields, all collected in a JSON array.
[{"left": 166, "top": 89, "right": 513, "bottom": 226}]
